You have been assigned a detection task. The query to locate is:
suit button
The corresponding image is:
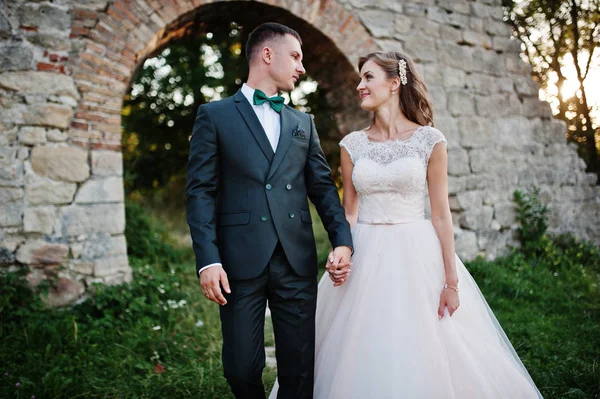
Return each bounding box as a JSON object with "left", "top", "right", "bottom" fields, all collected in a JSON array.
[
  {"left": 261, "top": 216, "right": 268, "bottom": 222},
  {"left": 286, "top": 184, "right": 292, "bottom": 190},
  {"left": 289, "top": 212, "right": 295, "bottom": 219},
  {"left": 265, "top": 184, "right": 272, "bottom": 190}
]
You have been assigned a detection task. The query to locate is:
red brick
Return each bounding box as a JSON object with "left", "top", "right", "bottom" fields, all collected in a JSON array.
[
  {"left": 37, "top": 63, "right": 65, "bottom": 73},
  {"left": 20, "top": 25, "right": 38, "bottom": 32},
  {"left": 339, "top": 15, "right": 353, "bottom": 34},
  {"left": 75, "top": 111, "right": 107, "bottom": 122},
  {"left": 70, "top": 26, "right": 90, "bottom": 38},
  {"left": 113, "top": 1, "right": 142, "bottom": 25},
  {"left": 71, "top": 121, "right": 89, "bottom": 131},
  {"left": 73, "top": 8, "right": 98, "bottom": 20},
  {"left": 86, "top": 41, "right": 106, "bottom": 55},
  {"left": 91, "top": 141, "right": 121, "bottom": 151}
]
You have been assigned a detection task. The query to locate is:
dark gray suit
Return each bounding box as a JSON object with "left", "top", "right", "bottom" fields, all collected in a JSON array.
[{"left": 186, "top": 89, "right": 352, "bottom": 398}]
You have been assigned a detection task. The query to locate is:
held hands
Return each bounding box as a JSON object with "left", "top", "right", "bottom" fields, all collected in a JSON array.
[
  {"left": 438, "top": 285, "right": 460, "bottom": 319},
  {"left": 199, "top": 266, "right": 231, "bottom": 305},
  {"left": 326, "top": 246, "right": 352, "bottom": 287}
]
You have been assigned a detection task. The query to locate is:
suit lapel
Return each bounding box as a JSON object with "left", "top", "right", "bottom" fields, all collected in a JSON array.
[
  {"left": 234, "top": 90, "right": 274, "bottom": 163},
  {"left": 267, "top": 105, "right": 293, "bottom": 180}
]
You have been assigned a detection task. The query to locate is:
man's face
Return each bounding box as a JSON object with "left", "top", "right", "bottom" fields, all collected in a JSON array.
[{"left": 268, "top": 34, "right": 306, "bottom": 92}]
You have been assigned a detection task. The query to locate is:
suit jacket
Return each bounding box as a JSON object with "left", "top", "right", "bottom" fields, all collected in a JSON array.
[{"left": 186, "top": 89, "right": 353, "bottom": 280}]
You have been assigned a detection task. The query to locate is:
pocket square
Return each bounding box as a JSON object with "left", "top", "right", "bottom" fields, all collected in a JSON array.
[{"left": 292, "top": 123, "right": 307, "bottom": 139}]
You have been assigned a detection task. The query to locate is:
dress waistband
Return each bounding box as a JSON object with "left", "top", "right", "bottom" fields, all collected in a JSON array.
[{"left": 357, "top": 218, "right": 425, "bottom": 225}]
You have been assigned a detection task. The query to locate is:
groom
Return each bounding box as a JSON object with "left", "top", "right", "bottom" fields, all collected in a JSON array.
[{"left": 186, "top": 23, "right": 353, "bottom": 398}]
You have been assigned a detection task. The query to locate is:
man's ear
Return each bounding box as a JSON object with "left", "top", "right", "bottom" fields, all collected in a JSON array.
[{"left": 261, "top": 46, "right": 273, "bottom": 65}]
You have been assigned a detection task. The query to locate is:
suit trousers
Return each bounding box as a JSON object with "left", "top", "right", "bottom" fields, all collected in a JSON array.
[{"left": 220, "top": 243, "right": 318, "bottom": 399}]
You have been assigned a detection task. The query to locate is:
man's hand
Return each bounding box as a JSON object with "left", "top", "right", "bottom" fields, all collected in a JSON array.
[
  {"left": 326, "top": 246, "right": 352, "bottom": 287},
  {"left": 199, "top": 266, "right": 231, "bottom": 305}
]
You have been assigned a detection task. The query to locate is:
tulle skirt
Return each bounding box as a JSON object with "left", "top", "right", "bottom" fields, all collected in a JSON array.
[{"left": 270, "top": 220, "right": 542, "bottom": 398}]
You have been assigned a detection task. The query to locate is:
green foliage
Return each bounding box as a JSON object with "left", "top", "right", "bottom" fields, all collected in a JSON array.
[
  {"left": 514, "top": 187, "right": 551, "bottom": 257},
  {"left": 124, "top": 200, "right": 187, "bottom": 263},
  {"left": 466, "top": 242, "right": 600, "bottom": 398}
]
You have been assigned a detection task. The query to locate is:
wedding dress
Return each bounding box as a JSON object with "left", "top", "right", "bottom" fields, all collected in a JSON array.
[{"left": 270, "top": 126, "right": 542, "bottom": 398}]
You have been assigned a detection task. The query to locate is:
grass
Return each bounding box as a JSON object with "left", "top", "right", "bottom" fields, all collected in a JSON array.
[{"left": 1, "top": 198, "right": 599, "bottom": 398}]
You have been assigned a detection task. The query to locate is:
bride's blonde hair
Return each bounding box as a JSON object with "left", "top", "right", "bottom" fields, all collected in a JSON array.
[{"left": 358, "top": 52, "right": 434, "bottom": 127}]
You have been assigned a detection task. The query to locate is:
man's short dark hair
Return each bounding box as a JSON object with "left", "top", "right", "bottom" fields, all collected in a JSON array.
[{"left": 245, "top": 22, "right": 302, "bottom": 63}]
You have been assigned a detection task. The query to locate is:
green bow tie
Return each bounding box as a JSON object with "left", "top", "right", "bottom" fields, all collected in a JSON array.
[{"left": 253, "top": 89, "right": 284, "bottom": 113}]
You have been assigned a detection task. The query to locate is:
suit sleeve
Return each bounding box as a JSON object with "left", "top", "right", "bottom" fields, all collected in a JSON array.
[
  {"left": 186, "top": 105, "right": 222, "bottom": 276},
  {"left": 304, "top": 116, "right": 353, "bottom": 251}
]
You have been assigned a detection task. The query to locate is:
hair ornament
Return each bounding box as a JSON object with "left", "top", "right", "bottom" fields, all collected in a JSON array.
[{"left": 398, "top": 59, "right": 408, "bottom": 85}]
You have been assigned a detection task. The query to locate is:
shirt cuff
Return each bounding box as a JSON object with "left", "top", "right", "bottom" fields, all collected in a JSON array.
[{"left": 198, "top": 263, "right": 222, "bottom": 278}]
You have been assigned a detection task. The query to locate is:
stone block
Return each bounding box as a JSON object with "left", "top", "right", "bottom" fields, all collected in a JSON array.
[
  {"left": 437, "top": 0, "right": 471, "bottom": 14},
  {"left": 43, "top": 277, "right": 86, "bottom": 307},
  {"left": 460, "top": 206, "right": 494, "bottom": 230},
  {"left": 474, "top": 94, "right": 521, "bottom": 117},
  {"left": 58, "top": 203, "right": 125, "bottom": 237},
  {"left": 0, "top": 147, "right": 18, "bottom": 180},
  {"left": 47, "top": 129, "right": 69, "bottom": 142},
  {"left": 0, "top": 202, "right": 23, "bottom": 227},
  {"left": 0, "top": 71, "right": 79, "bottom": 99},
  {"left": 494, "top": 202, "right": 516, "bottom": 227},
  {"left": 447, "top": 91, "right": 475, "bottom": 117},
  {"left": 24, "top": 103, "right": 74, "bottom": 129},
  {"left": 31, "top": 145, "right": 90, "bottom": 182},
  {"left": 16, "top": 239, "right": 69, "bottom": 265},
  {"left": 93, "top": 255, "right": 129, "bottom": 277},
  {"left": 456, "top": 190, "right": 482, "bottom": 210},
  {"left": 18, "top": 126, "right": 47, "bottom": 145},
  {"left": 18, "top": 3, "right": 71, "bottom": 31},
  {"left": 442, "top": 68, "right": 467, "bottom": 89},
  {"left": 448, "top": 147, "right": 471, "bottom": 175},
  {"left": 0, "top": 43, "right": 34, "bottom": 72},
  {"left": 75, "top": 176, "right": 124, "bottom": 204},
  {"left": 25, "top": 164, "right": 77, "bottom": 205},
  {"left": 70, "top": 260, "right": 94, "bottom": 275},
  {"left": 472, "top": 49, "right": 505, "bottom": 77},
  {"left": 462, "top": 30, "right": 492, "bottom": 49},
  {"left": 360, "top": 10, "right": 395, "bottom": 38},
  {"left": 454, "top": 229, "right": 479, "bottom": 259},
  {"left": 403, "top": 35, "right": 437, "bottom": 62},
  {"left": 448, "top": 176, "right": 467, "bottom": 194},
  {"left": 81, "top": 235, "right": 127, "bottom": 260},
  {"left": 457, "top": 117, "right": 493, "bottom": 148},
  {"left": 395, "top": 14, "right": 412, "bottom": 34},
  {"left": 91, "top": 150, "right": 123, "bottom": 176},
  {"left": 23, "top": 206, "right": 57, "bottom": 235}
]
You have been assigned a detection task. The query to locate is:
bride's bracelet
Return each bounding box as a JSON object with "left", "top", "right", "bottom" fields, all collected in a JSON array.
[{"left": 443, "top": 283, "right": 459, "bottom": 292}]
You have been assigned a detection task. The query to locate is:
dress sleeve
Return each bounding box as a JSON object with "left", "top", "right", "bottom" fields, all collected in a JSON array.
[
  {"left": 424, "top": 127, "right": 447, "bottom": 161},
  {"left": 339, "top": 132, "right": 360, "bottom": 165}
]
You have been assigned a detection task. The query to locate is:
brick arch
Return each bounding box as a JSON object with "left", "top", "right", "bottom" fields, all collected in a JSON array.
[{"left": 68, "top": 0, "right": 379, "bottom": 151}]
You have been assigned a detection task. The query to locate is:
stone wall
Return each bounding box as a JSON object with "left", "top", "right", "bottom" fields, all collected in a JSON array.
[{"left": 0, "top": 0, "right": 598, "bottom": 305}]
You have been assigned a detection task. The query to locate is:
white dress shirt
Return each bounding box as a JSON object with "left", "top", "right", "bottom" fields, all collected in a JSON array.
[{"left": 198, "top": 83, "right": 282, "bottom": 277}]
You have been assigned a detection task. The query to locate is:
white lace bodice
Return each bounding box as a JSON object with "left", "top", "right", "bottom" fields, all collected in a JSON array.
[{"left": 339, "top": 126, "right": 447, "bottom": 224}]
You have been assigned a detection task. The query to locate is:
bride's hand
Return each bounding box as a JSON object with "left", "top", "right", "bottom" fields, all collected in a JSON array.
[
  {"left": 326, "top": 250, "right": 352, "bottom": 286},
  {"left": 438, "top": 287, "right": 459, "bottom": 319}
]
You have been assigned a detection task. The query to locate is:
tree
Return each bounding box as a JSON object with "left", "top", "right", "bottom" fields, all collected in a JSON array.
[{"left": 503, "top": 0, "right": 600, "bottom": 180}]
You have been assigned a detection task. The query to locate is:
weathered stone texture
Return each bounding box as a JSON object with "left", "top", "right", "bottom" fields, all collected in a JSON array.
[{"left": 31, "top": 145, "right": 90, "bottom": 182}]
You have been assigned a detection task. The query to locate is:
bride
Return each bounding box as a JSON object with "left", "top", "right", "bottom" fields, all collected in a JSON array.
[{"left": 270, "top": 51, "right": 542, "bottom": 398}]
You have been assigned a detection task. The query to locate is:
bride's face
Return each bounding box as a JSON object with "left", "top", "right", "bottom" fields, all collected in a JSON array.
[{"left": 356, "top": 60, "right": 394, "bottom": 112}]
